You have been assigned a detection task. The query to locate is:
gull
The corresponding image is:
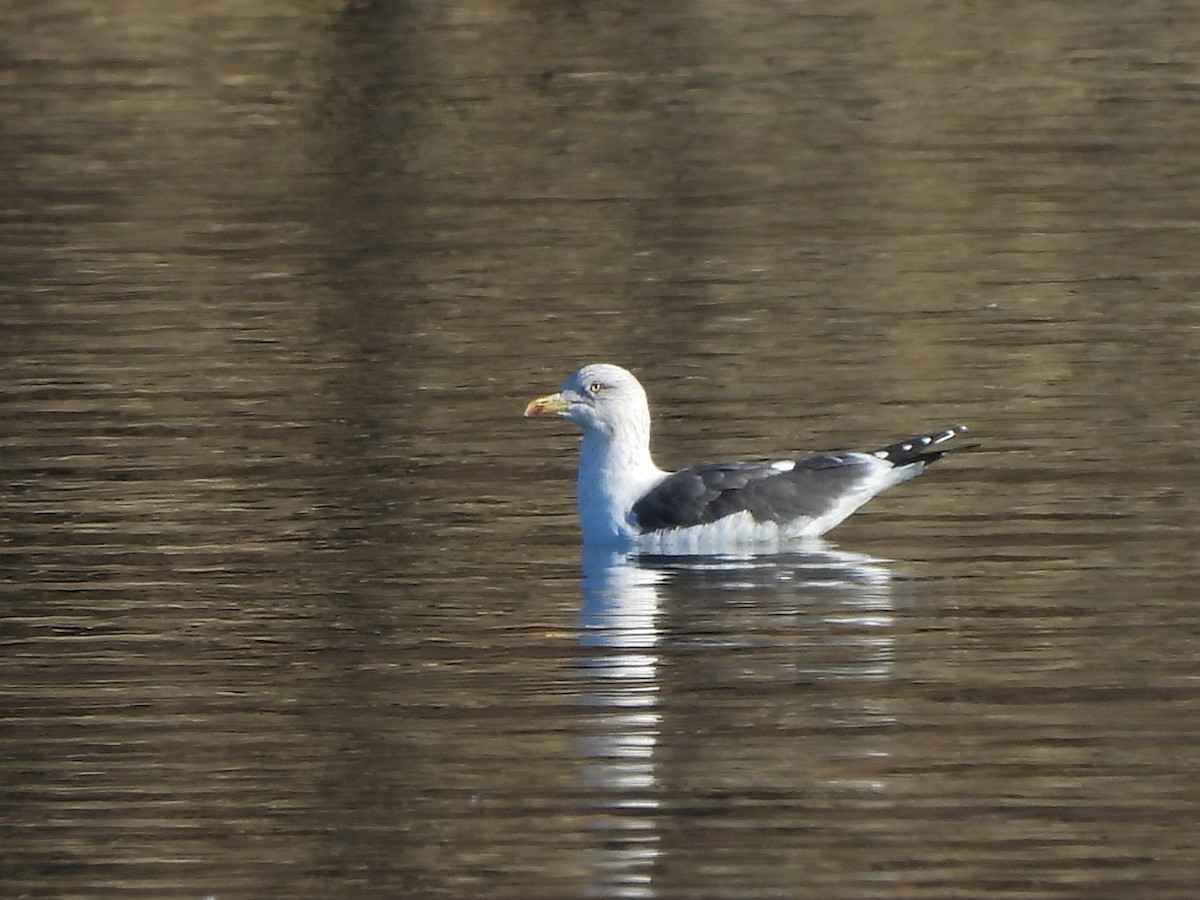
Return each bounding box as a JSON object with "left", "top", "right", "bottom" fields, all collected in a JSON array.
[{"left": 524, "top": 363, "right": 972, "bottom": 552}]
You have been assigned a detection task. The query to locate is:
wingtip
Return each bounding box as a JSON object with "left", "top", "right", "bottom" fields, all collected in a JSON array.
[
  {"left": 871, "top": 424, "right": 974, "bottom": 466},
  {"left": 933, "top": 424, "right": 969, "bottom": 444}
]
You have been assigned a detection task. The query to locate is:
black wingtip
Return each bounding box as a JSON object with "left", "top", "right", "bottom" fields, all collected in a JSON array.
[{"left": 871, "top": 424, "right": 975, "bottom": 467}]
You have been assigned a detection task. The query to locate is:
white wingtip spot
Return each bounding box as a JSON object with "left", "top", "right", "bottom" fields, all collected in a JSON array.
[
  {"left": 770, "top": 459, "right": 796, "bottom": 473},
  {"left": 901, "top": 443, "right": 913, "bottom": 452}
]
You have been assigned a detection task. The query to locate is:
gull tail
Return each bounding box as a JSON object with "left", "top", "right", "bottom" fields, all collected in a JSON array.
[{"left": 871, "top": 424, "right": 976, "bottom": 469}]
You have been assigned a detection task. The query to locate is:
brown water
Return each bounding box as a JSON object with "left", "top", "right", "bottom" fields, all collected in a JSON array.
[{"left": 2, "top": 2, "right": 1199, "bottom": 898}]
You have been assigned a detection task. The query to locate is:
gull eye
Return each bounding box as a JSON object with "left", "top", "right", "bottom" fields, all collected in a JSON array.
[{"left": 587, "top": 382, "right": 604, "bottom": 394}]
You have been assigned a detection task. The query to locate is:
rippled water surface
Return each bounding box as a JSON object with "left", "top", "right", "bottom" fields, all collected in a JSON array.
[{"left": 3, "top": 2, "right": 1200, "bottom": 898}]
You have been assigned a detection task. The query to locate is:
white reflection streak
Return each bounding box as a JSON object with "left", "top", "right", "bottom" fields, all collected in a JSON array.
[{"left": 577, "top": 548, "right": 664, "bottom": 899}]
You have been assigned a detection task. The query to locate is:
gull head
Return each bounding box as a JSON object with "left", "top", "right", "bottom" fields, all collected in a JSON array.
[{"left": 524, "top": 363, "right": 651, "bottom": 438}]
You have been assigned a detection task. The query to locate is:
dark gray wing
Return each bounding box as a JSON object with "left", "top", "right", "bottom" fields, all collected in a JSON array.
[{"left": 630, "top": 454, "right": 877, "bottom": 533}]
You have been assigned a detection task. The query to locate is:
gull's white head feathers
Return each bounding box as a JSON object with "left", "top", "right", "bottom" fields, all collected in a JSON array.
[
  {"left": 525, "top": 363, "right": 651, "bottom": 439},
  {"left": 525, "top": 364, "right": 664, "bottom": 545}
]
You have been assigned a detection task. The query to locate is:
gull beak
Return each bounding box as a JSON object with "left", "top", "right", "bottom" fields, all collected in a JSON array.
[{"left": 524, "top": 392, "right": 570, "bottom": 418}]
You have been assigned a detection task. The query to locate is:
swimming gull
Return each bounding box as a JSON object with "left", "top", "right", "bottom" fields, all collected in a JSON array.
[{"left": 523, "top": 363, "right": 972, "bottom": 552}]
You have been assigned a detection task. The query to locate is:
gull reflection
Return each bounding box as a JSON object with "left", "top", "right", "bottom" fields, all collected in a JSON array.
[
  {"left": 575, "top": 542, "right": 897, "bottom": 899},
  {"left": 577, "top": 547, "right": 665, "bottom": 898}
]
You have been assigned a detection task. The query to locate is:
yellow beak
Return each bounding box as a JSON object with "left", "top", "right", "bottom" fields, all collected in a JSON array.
[{"left": 524, "top": 392, "right": 570, "bottom": 417}]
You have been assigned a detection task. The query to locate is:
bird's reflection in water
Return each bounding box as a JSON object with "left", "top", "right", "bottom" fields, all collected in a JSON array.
[
  {"left": 575, "top": 542, "right": 897, "bottom": 899},
  {"left": 577, "top": 547, "right": 666, "bottom": 899}
]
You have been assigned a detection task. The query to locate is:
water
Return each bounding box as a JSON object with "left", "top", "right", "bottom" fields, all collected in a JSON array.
[{"left": 2, "top": 2, "right": 1199, "bottom": 898}]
